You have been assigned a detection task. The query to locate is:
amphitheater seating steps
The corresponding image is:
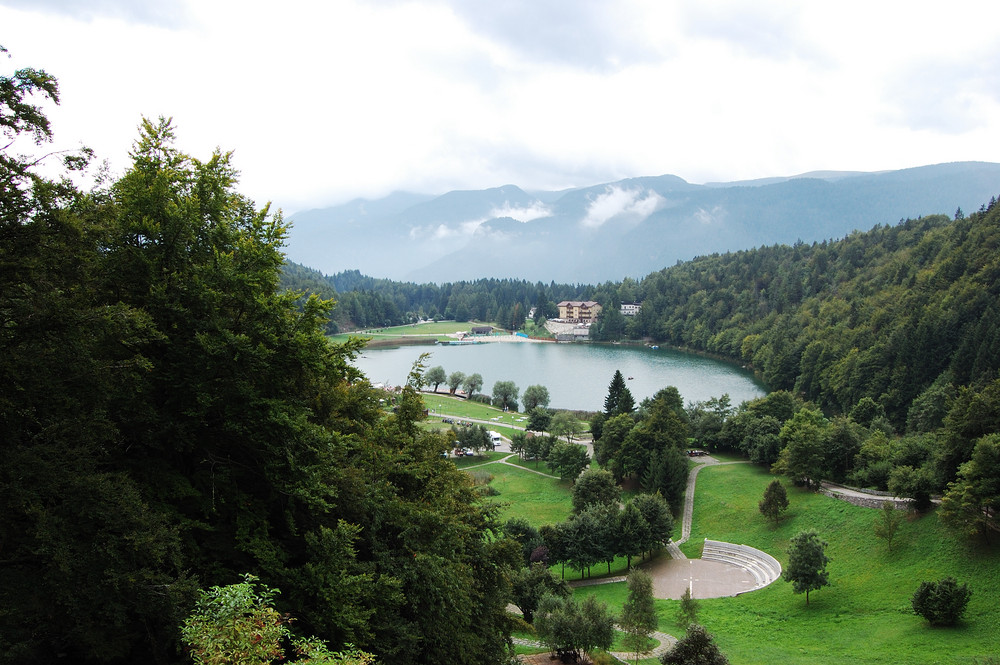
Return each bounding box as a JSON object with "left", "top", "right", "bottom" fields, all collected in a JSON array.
[{"left": 701, "top": 539, "right": 782, "bottom": 590}]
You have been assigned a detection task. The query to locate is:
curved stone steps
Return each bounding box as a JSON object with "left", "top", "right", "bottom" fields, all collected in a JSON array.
[{"left": 701, "top": 539, "right": 781, "bottom": 591}]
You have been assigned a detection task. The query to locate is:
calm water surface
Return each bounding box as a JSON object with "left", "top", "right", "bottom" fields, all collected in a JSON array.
[{"left": 353, "top": 342, "right": 766, "bottom": 411}]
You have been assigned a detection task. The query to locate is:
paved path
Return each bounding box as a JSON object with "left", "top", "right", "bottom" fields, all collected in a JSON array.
[
  {"left": 463, "top": 453, "right": 562, "bottom": 479},
  {"left": 514, "top": 628, "right": 677, "bottom": 661},
  {"left": 517, "top": 455, "right": 775, "bottom": 663},
  {"left": 567, "top": 456, "right": 759, "bottom": 600},
  {"left": 674, "top": 458, "right": 750, "bottom": 552}
]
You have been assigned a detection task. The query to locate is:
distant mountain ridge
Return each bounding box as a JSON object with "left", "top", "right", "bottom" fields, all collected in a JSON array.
[{"left": 285, "top": 162, "right": 1000, "bottom": 284}]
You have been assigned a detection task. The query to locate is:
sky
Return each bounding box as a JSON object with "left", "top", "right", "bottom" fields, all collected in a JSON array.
[{"left": 3, "top": 0, "right": 999, "bottom": 215}]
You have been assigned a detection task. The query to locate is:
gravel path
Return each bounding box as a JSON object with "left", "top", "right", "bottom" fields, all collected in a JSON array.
[
  {"left": 514, "top": 628, "right": 677, "bottom": 661},
  {"left": 673, "top": 457, "right": 750, "bottom": 553}
]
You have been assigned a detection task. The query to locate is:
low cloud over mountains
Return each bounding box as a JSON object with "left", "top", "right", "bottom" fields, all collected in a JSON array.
[{"left": 286, "top": 162, "right": 1000, "bottom": 284}]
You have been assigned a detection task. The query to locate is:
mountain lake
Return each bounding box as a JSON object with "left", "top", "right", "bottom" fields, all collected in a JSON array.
[{"left": 352, "top": 341, "right": 767, "bottom": 412}]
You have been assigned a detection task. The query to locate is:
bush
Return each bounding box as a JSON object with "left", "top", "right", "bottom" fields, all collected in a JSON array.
[
  {"left": 661, "top": 623, "right": 728, "bottom": 665},
  {"left": 182, "top": 574, "right": 374, "bottom": 665},
  {"left": 469, "top": 470, "right": 494, "bottom": 486},
  {"left": 911, "top": 577, "right": 972, "bottom": 626}
]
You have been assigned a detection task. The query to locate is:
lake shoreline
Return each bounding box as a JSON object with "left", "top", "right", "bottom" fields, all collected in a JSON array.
[{"left": 354, "top": 340, "right": 767, "bottom": 412}]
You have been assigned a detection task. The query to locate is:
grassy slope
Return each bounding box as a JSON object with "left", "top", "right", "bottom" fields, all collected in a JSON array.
[
  {"left": 458, "top": 405, "right": 999, "bottom": 663},
  {"left": 480, "top": 460, "right": 574, "bottom": 526},
  {"left": 504, "top": 460, "right": 999, "bottom": 664},
  {"left": 329, "top": 320, "right": 482, "bottom": 344},
  {"left": 676, "top": 464, "right": 998, "bottom": 665}
]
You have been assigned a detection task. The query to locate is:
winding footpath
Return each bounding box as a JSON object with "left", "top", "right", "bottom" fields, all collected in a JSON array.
[
  {"left": 669, "top": 457, "right": 750, "bottom": 558},
  {"left": 470, "top": 449, "right": 756, "bottom": 662}
]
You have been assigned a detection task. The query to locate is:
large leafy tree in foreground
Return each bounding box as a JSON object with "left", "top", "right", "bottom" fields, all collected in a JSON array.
[{"left": 1, "top": 60, "right": 517, "bottom": 663}]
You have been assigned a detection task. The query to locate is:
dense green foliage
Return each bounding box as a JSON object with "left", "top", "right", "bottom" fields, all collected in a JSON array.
[
  {"left": 676, "top": 588, "right": 699, "bottom": 628},
  {"left": 783, "top": 530, "right": 831, "bottom": 604},
  {"left": 758, "top": 479, "right": 789, "bottom": 524},
  {"left": 572, "top": 468, "right": 622, "bottom": 513},
  {"left": 594, "top": 385, "right": 690, "bottom": 509},
  {"left": 1, "top": 67, "right": 518, "bottom": 664},
  {"left": 538, "top": 492, "right": 672, "bottom": 580},
  {"left": 619, "top": 569, "right": 657, "bottom": 662},
  {"left": 910, "top": 577, "right": 973, "bottom": 626},
  {"left": 591, "top": 205, "right": 1000, "bottom": 428},
  {"left": 872, "top": 500, "right": 905, "bottom": 551},
  {"left": 181, "top": 575, "right": 374, "bottom": 665},
  {"left": 279, "top": 263, "right": 592, "bottom": 332},
  {"left": 660, "top": 624, "right": 729, "bottom": 665},
  {"left": 534, "top": 592, "right": 615, "bottom": 662},
  {"left": 604, "top": 369, "right": 636, "bottom": 417},
  {"left": 510, "top": 563, "right": 570, "bottom": 624}
]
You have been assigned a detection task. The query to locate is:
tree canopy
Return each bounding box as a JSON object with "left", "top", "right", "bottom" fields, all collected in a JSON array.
[
  {"left": 522, "top": 384, "right": 551, "bottom": 411},
  {"left": 1, "top": 71, "right": 520, "bottom": 663},
  {"left": 783, "top": 530, "right": 831, "bottom": 605}
]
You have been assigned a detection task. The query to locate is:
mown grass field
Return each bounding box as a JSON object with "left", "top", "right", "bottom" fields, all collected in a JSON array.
[
  {"left": 579, "top": 463, "right": 1000, "bottom": 665},
  {"left": 465, "top": 454, "right": 667, "bottom": 582},
  {"left": 476, "top": 460, "right": 574, "bottom": 527},
  {"left": 422, "top": 392, "right": 588, "bottom": 438},
  {"left": 329, "top": 320, "right": 483, "bottom": 344},
  {"left": 441, "top": 389, "right": 1000, "bottom": 663},
  {"left": 424, "top": 392, "right": 529, "bottom": 423},
  {"left": 479, "top": 456, "right": 1000, "bottom": 664}
]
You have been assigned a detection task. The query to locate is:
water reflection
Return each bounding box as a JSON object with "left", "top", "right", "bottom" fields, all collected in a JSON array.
[{"left": 353, "top": 342, "right": 766, "bottom": 411}]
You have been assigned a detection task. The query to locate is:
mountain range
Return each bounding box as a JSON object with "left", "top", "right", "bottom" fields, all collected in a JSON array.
[{"left": 285, "top": 162, "right": 1000, "bottom": 284}]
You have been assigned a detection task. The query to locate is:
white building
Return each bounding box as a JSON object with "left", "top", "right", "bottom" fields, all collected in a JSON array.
[{"left": 620, "top": 302, "right": 642, "bottom": 316}]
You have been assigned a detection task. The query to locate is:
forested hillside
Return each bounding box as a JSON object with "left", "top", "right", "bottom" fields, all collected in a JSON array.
[
  {"left": 311, "top": 200, "right": 1000, "bottom": 530},
  {"left": 589, "top": 203, "right": 1000, "bottom": 426},
  {"left": 288, "top": 202, "right": 1000, "bottom": 434},
  {"left": 280, "top": 264, "right": 590, "bottom": 332},
  {"left": 285, "top": 162, "right": 1000, "bottom": 284}
]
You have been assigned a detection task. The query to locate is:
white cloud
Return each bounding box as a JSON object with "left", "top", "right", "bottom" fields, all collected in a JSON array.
[
  {"left": 581, "top": 187, "right": 664, "bottom": 230},
  {"left": 694, "top": 206, "right": 725, "bottom": 226},
  {"left": 428, "top": 220, "right": 484, "bottom": 241},
  {"left": 415, "top": 200, "right": 549, "bottom": 242},
  {"left": 2, "top": 0, "right": 999, "bottom": 214},
  {"left": 489, "top": 201, "right": 551, "bottom": 223}
]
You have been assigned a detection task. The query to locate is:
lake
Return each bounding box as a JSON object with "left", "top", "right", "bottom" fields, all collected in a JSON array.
[{"left": 352, "top": 341, "right": 767, "bottom": 411}]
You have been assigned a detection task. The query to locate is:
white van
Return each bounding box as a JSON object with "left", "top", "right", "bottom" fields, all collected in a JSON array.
[{"left": 489, "top": 431, "right": 502, "bottom": 448}]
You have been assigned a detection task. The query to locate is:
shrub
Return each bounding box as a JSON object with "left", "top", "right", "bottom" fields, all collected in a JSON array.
[
  {"left": 911, "top": 577, "right": 972, "bottom": 626},
  {"left": 469, "top": 470, "right": 493, "bottom": 486},
  {"left": 182, "top": 574, "right": 374, "bottom": 665}
]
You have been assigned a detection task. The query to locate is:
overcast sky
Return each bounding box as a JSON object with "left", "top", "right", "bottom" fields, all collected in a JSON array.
[{"left": 3, "top": 0, "right": 999, "bottom": 214}]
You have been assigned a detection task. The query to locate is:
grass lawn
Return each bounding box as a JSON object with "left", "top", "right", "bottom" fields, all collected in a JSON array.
[
  {"left": 472, "top": 459, "right": 574, "bottom": 527},
  {"left": 423, "top": 393, "right": 588, "bottom": 440},
  {"left": 496, "top": 459, "right": 999, "bottom": 664},
  {"left": 423, "top": 393, "right": 530, "bottom": 425},
  {"left": 451, "top": 451, "right": 509, "bottom": 468},
  {"left": 673, "top": 463, "right": 999, "bottom": 665},
  {"left": 328, "top": 320, "right": 489, "bottom": 344}
]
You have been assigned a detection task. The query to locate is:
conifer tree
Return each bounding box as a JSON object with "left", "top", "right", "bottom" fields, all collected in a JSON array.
[
  {"left": 759, "top": 479, "right": 790, "bottom": 524},
  {"left": 604, "top": 369, "right": 636, "bottom": 417}
]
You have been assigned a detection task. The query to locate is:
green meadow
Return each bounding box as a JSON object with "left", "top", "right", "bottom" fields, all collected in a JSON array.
[
  {"left": 329, "top": 320, "right": 481, "bottom": 344},
  {"left": 479, "top": 458, "right": 1000, "bottom": 664},
  {"left": 676, "top": 463, "right": 999, "bottom": 665}
]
